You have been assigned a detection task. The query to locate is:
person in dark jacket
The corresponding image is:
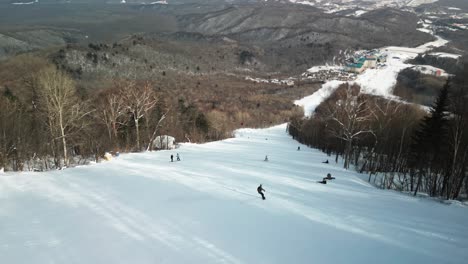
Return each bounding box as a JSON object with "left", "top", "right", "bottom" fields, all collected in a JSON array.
[
  {"left": 325, "top": 173, "right": 335, "bottom": 180},
  {"left": 257, "top": 184, "right": 266, "bottom": 200},
  {"left": 171, "top": 154, "right": 174, "bottom": 162}
]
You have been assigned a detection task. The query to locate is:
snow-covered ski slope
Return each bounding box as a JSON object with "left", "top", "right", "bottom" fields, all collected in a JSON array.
[
  {"left": 296, "top": 28, "right": 455, "bottom": 117},
  {"left": 1, "top": 123, "right": 468, "bottom": 263}
]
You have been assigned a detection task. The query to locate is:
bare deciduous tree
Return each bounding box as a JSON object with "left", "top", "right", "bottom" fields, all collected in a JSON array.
[
  {"left": 121, "top": 81, "right": 158, "bottom": 151},
  {"left": 36, "top": 67, "right": 91, "bottom": 167},
  {"left": 323, "top": 84, "right": 375, "bottom": 169},
  {"left": 147, "top": 111, "right": 169, "bottom": 151},
  {"left": 97, "top": 90, "right": 127, "bottom": 142}
]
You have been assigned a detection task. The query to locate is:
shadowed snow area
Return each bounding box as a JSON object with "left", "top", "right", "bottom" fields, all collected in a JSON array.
[{"left": 1, "top": 124, "right": 467, "bottom": 264}]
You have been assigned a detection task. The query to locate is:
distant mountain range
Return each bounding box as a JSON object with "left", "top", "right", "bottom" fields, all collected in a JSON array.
[
  {"left": 0, "top": 0, "right": 442, "bottom": 9},
  {"left": 0, "top": 0, "right": 439, "bottom": 7},
  {"left": 264, "top": 0, "right": 439, "bottom": 8}
]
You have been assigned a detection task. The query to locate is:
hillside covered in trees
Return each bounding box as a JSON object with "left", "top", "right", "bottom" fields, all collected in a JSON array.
[
  {"left": 288, "top": 63, "right": 468, "bottom": 200},
  {"left": 0, "top": 54, "right": 312, "bottom": 171}
]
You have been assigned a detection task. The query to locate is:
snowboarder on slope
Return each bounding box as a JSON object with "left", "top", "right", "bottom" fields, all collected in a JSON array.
[
  {"left": 171, "top": 154, "right": 174, "bottom": 162},
  {"left": 176, "top": 153, "right": 180, "bottom": 161},
  {"left": 318, "top": 178, "right": 327, "bottom": 184},
  {"left": 325, "top": 173, "right": 335, "bottom": 180},
  {"left": 257, "top": 184, "right": 266, "bottom": 200}
]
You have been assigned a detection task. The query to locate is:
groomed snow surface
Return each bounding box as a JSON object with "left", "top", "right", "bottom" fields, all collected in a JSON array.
[
  {"left": 429, "top": 52, "right": 462, "bottom": 59},
  {"left": 295, "top": 80, "right": 344, "bottom": 117},
  {"left": 1, "top": 124, "right": 468, "bottom": 264}
]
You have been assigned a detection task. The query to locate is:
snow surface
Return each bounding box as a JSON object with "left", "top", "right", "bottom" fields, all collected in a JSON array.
[
  {"left": 295, "top": 80, "right": 344, "bottom": 117},
  {"left": 149, "top": 0, "right": 168, "bottom": 4},
  {"left": 407, "top": 0, "right": 438, "bottom": 7},
  {"left": 11, "top": 1, "right": 36, "bottom": 4},
  {"left": 417, "top": 35, "right": 449, "bottom": 50},
  {"left": 245, "top": 76, "right": 295, "bottom": 86},
  {"left": 429, "top": 52, "right": 462, "bottom": 59},
  {"left": 353, "top": 10, "right": 368, "bottom": 16},
  {"left": 1, "top": 122, "right": 468, "bottom": 264},
  {"left": 283, "top": 0, "right": 439, "bottom": 10},
  {"left": 306, "top": 65, "right": 342, "bottom": 73},
  {"left": 417, "top": 27, "right": 432, "bottom": 34}
]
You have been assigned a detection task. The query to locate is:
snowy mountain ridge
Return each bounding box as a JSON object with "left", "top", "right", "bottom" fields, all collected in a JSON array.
[
  {"left": 256, "top": 0, "right": 440, "bottom": 15},
  {"left": 267, "top": 0, "right": 438, "bottom": 8}
]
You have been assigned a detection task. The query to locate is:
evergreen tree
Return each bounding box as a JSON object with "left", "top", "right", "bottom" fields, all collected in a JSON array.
[{"left": 410, "top": 80, "right": 451, "bottom": 196}]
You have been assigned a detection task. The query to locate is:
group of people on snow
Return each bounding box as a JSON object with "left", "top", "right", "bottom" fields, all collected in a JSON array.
[
  {"left": 170, "top": 153, "right": 181, "bottom": 162},
  {"left": 258, "top": 146, "right": 336, "bottom": 198},
  {"left": 167, "top": 145, "right": 334, "bottom": 200}
]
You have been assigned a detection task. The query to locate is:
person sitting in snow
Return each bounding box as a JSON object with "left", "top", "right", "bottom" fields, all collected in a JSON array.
[
  {"left": 322, "top": 159, "right": 329, "bottom": 164},
  {"left": 257, "top": 184, "right": 266, "bottom": 200},
  {"left": 325, "top": 173, "right": 335, "bottom": 180},
  {"left": 176, "top": 153, "right": 180, "bottom": 161}
]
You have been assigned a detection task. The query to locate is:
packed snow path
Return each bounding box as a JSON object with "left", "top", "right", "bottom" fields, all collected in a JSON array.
[{"left": 1, "top": 124, "right": 467, "bottom": 264}]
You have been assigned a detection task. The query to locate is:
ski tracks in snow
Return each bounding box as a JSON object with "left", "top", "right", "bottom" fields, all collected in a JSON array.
[{"left": 0, "top": 173, "right": 244, "bottom": 264}]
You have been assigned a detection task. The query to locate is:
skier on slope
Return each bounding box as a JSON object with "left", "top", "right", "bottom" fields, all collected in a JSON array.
[{"left": 257, "top": 184, "right": 266, "bottom": 200}]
